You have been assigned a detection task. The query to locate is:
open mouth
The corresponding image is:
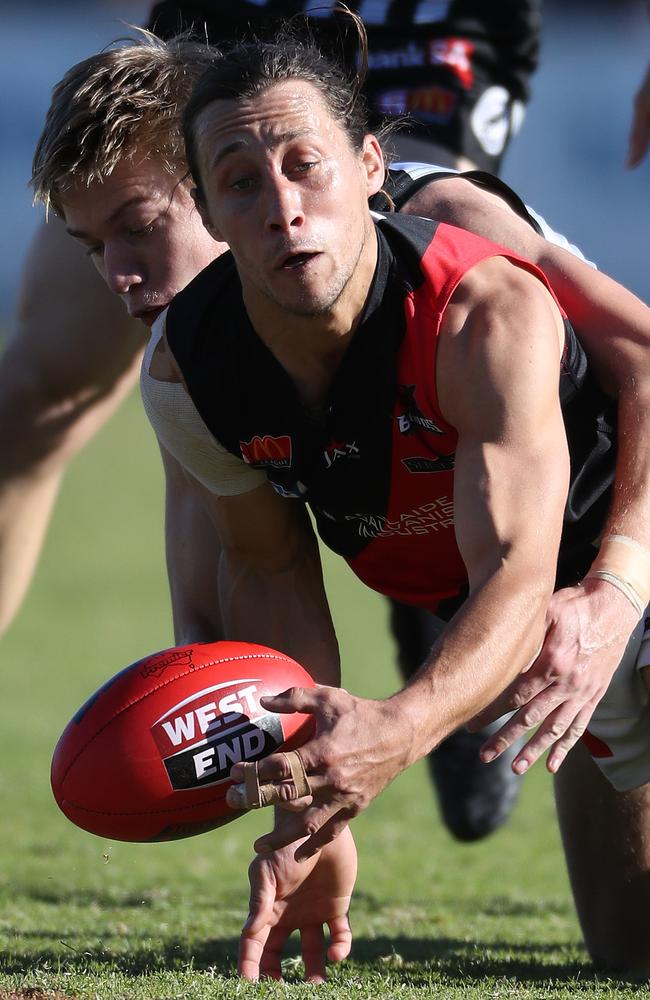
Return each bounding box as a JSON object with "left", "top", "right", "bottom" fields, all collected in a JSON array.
[{"left": 279, "top": 251, "right": 320, "bottom": 270}]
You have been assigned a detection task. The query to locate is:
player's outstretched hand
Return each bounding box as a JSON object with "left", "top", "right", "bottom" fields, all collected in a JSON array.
[
  {"left": 627, "top": 60, "right": 650, "bottom": 168},
  {"left": 228, "top": 686, "right": 411, "bottom": 859},
  {"left": 469, "top": 577, "right": 640, "bottom": 774},
  {"left": 238, "top": 824, "right": 357, "bottom": 982}
]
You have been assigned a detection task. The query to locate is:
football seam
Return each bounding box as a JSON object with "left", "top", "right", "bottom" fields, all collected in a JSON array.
[{"left": 58, "top": 652, "right": 296, "bottom": 787}]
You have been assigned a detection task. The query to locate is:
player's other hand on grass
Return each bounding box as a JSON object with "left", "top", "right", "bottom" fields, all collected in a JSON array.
[
  {"left": 469, "top": 578, "right": 640, "bottom": 775},
  {"left": 229, "top": 685, "right": 412, "bottom": 859},
  {"left": 238, "top": 824, "right": 357, "bottom": 982},
  {"left": 627, "top": 60, "right": 650, "bottom": 168}
]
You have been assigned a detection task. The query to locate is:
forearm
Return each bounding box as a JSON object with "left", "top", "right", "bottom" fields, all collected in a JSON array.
[
  {"left": 532, "top": 262, "right": 650, "bottom": 569},
  {"left": 159, "top": 446, "right": 224, "bottom": 644},
  {"left": 167, "top": 494, "right": 224, "bottom": 645},
  {"left": 535, "top": 246, "right": 650, "bottom": 395},
  {"left": 602, "top": 383, "right": 650, "bottom": 547},
  {"left": 517, "top": 249, "right": 650, "bottom": 563},
  {"left": 392, "top": 566, "right": 551, "bottom": 763},
  {"left": 582, "top": 381, "right": 650, "bottom": 630},
  {"left": 0, "top": 470, "right": 63, "bottom": 636}
]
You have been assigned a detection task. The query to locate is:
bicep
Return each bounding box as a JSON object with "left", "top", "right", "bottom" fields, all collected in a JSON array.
[{"left": 439, "top": 260, "right": 570, "bottom": 591}]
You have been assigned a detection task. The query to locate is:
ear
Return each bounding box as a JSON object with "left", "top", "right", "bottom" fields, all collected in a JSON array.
[
  {"left": 191, "top": 186, "right": 224, "bottom": 243},
  {"left": 361, "top": 135, "right": 386, "bottom": 199}
]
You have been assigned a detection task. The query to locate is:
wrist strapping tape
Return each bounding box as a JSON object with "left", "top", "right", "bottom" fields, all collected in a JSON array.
[{"left": 586, "top": 534, "right": 650, "bottom": 618}]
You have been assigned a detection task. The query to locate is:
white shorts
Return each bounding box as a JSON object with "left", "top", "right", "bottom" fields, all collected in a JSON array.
[{"left": 584, "top": 616, "right": 650, "bottom": 792}]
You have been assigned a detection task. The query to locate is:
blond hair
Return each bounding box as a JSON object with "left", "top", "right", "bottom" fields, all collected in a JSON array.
[{"left": 32, "top": 29, "right": 217, "bottom": 216}]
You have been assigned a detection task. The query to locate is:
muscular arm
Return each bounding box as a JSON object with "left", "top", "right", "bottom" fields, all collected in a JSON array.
[
  {"left": 393, "top": 258, "right": 569, "bottom": 753},
  {"left": 403, "top": 176, "right": 650, "bottom": 768}
]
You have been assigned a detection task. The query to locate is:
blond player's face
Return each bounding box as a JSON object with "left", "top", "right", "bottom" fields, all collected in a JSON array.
[{"left": 62, "top": 156, "right": 225, "bottom": 327}]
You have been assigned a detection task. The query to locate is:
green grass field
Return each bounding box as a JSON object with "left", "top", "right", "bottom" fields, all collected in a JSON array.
[{"left": 0, "top": 390, "right": 645, "bottom": 999}]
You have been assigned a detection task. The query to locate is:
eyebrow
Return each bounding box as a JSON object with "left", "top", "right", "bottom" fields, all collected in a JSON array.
[
  {"left": 209, "top": 129, "right": 316, "bottom": 170},
  {"left": 65, "top": 194, "right": 154, "bottom": 239}
]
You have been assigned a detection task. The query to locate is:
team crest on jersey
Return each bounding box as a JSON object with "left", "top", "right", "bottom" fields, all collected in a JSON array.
[
  {"left": 396, "top": 385, "right": 444, "bottom": 436},
  {"left": 323, "top": 440, "right": 360, "bottom": 469},
  {"left": 402, "top": 455, "right": 455, "bottom": 473},
  {"left": 240, "top": 434, "right": 292, "bottom": 469}
]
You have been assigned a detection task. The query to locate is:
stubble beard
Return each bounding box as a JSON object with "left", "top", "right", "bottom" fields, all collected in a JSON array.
[{"left": 263, "top": 231, "right": 368, "bottom": 319}]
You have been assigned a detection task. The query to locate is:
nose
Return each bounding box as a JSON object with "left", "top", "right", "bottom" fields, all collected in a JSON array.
[
  {"left": 263, "top": 173, "right": 305, "bottom": 233},
  {"left": 103, "top": 244, "right": 144, "bottom": 297}
]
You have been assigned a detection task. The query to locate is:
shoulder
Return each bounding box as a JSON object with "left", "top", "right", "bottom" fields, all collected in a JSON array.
[
  {"left": 443, "top": 255, "right": 563, "bottom": 358},
  {"left": 448, "top": 254, "right": 553, "bottom": 312},
  {"left": 438, "top": 257, "right": 565, "bottom": 434},
  {"left": 440, "top": 257, "right": 564, "bottom": 412}
]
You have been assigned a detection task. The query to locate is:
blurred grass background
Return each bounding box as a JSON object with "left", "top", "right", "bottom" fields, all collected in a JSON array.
[{"left": 0, "top": 388, "right": 637, "bottom": 998}]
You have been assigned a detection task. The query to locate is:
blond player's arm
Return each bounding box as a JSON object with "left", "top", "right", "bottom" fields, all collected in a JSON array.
[
  {"left": 401, "top": 175, "right": 650, "bottom": 394},
  {"left": 0, "top": 217, "right": 146, "bottom": 637}
]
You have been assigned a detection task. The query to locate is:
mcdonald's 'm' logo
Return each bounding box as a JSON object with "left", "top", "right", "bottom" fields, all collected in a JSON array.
[{"left": 240, "top": 434, "right": 292, "bottom": 469}]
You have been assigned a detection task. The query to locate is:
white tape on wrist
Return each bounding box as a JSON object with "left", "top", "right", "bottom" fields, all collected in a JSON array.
[{"left": 585, "top": 534, "right": 650, "bottom": 619}]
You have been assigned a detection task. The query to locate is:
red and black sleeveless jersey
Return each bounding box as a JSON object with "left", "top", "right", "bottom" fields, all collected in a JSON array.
[{"left": 165, "top": 214, "right": 617, "bottom": 612}]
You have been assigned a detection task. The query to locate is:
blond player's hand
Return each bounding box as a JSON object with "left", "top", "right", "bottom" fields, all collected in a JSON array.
[
  {"left": 238, "top": 824, "right": 356, "bottom": 982},
  {"left": 627, "top": 61, "right": 650, "bottom": 168}
]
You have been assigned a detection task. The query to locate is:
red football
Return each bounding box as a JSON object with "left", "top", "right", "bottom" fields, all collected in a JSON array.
[{"left": 51, "top": 640, "right": 315, "bottom": 842}]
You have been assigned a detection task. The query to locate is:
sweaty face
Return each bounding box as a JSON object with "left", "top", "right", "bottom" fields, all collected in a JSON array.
[
  {"left": 62, "top": 156, "right": 224, "bottom": 326},
  {"left": 192, "top": 81, "right": 383, "bottom": 323}
]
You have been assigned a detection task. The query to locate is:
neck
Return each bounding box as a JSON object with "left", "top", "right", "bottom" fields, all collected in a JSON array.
[{"left": 244, "top": 227, "right": 378, "bottom": 409}]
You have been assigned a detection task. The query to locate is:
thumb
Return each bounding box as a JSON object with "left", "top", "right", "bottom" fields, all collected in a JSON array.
[{"left": 327, "top": 914, "right": 353, "bottom": 962}]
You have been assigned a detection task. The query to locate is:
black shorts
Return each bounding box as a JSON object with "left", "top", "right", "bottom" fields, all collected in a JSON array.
[{"left": 147, "top": 1, "right": 541, "bottom": 173}]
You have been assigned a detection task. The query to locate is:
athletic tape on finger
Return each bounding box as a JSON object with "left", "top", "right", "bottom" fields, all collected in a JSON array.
[{"left": 238, "top": 751, "right": 312, "bottom": 808}]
